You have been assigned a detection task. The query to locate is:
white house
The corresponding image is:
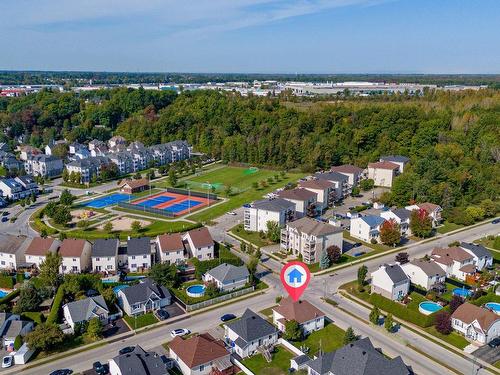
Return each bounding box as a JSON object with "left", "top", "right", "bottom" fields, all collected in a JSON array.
[
  {"left": 459, "top": 242, "right": 493, "bottom": 271},
  {"left": 379, "top": 155, "right": 410, "bottom": 173},
  {"left": 243, "top": 198, "right": 296, "bottom": 232},
  {"left": 401, "top": 259, "right": 446, "bottom": 290},
  {"left": 380, "top": 208, "right": 411, "bottom": 236},
  {"left": 452, "top": 303, "right": 500, "bottom": 345},
  {"left": 126, "top": 237, "right": 152, "bottom": 272},
  {"left": 314, "top": 171, "right": 351, "bottom": 200},
  {"left": 272, "top": 298, "right": 325, "bottom": 335},
  {"left": 59, "top": 239, "right": 92, "bottom": 274},
  {"left": 203, "top": 263, "right": 249, "bottom": 292},
  {"left": 24, "top": 237, "right": 60, "bottom": 269},
  {"left": 0, "top": 234, "right": 30, "bottom": 271},
  {"left": 224, "top": 309, "right": 279, "bottom": 358},
  {"left": 281, "top": 217, "right": 343, "bottom": 264},
  {"left": 117, "top": 278, "right": 171, "bottom": 316},
  {"left": 91, "top": 238, "right": 120, "bottom": 273},
  {"left": 367, "top": 161, "right": 400, "bottom": 187},
  {"left": 349, "top": 215, "right": 386, "bottom": 243},
  {"left": 62, "top": 295, "right": 109, "bottom": 332},
  {"left": 278, "top": 188, "right": 318, "bottom": 218},
  {"left": 405, "top": 202, "right": 443, "bottom": 228},
  {"left": 1, "top": 320, "right": 34, "bottom": 350},
  {"left": 183, "top": 227, "right": 214, "bottom": 261},
  {"left": 431, "top": 247, "right": 476, "bottom": 281},
  {"left": 330, "top": 164, "right": 366, "bottom": 186},
  {"left": 370, "top": 264, "right": 410, "bottom": 301},
  {"left": 156, "top": 233, "right": 186, "bottom": 264}
]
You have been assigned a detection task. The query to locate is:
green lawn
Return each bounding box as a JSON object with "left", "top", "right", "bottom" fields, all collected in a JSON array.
[
  {"left": 342, "top": 231, "right": 389, "bottom": 253},
  {"left": 124, "top": 312, "right": 158, "bottom": 329},
  {"left": 231, "top": 224, "right": 276, "bottom": 248},
  {"left": 242, "top": 345, "right": 294, "bottom": 375},
  {"left": 423, "top": 326, "right": 469, "bottom": 349},
  {"left": 436, "top": 221, "right": 464, "bottom": 234},
  {"left": 292, "top": 322, "right": 345, "bottom": 356},
  {"left": 259, "top": 305, "right": 278, "bottom": 318},
  {"left": 494, "top": 361, "right": 500, "bottom": 369},
  {"left": 474, "top": 236, "right": 500, "bottom": 251}
]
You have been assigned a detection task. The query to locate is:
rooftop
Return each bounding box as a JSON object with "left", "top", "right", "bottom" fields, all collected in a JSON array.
[
  {"left": 406, "top": 259, "right": 445, "bottom": 277},
  {"left": 380, "top": 155, "right": 410, "bottom": 163},
  {"left": 278, "top": 188, "right": 317, "bottom": 201},
  {"left": 112, "top": 345, "right": 168, "bottom": 375},
  {"left": 169, "top": 333, "right": 228, "bottom": 368},
  {"left": 92, "top": 238, "right": 119, "bottom": 257},
  {"left": 273, "top": 298, "right": 325, "bottom": 324},
  {"left": 25, "top": 237, "right": 59, "bottom": 256},
  {"left": 287, "top": 217, "right": 343, "bottom": 237},
  {"left": 225, "top": 309, "right": 277, "bottom": 344},
  {"left": 157, "top": 233, "right": 184, "bottom": 253},
  {"left": 452, "top": 303, "right": 500, "bottom": 331},
  {"left": 330, "top": 164, "right": 365, "bottom": 174},
  {"left": 251, "top": 198, "right": 295, "bottom": 212},
  {"left": 205, "top": 263, "right": 249, "bottom": 283},
  {"left": 185, "top": 227, "right": 213, "bottom": 249},
  {"left": 126, "top": 237, "right": 151, "bottom": 256},
  {"left": 368, "top": 161, "right": 400, "bottom": 170},
  {"left": 298, "top": 179, "right": 335, "bottom": 190},
  {"left": 59, "top": 239, "right": 88, "bottom": 257}
]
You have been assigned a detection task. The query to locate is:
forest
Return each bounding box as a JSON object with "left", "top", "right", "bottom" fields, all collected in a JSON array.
[{"left": 0, "top": 87, "right": 498, "bottom": 217}]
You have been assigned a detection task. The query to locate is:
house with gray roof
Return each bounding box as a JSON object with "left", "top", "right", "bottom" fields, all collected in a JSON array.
[
  {"left": 277, "top": 188, "right": 318, "bottom": 218},
  {"left": 460, "top": 242, "right": 493, "bottom": 271},
  {"left": 0, "top": 234, "right": 31, "bottom": 271},
  {"left": 126, "top": 237, "right": 152, "bottom": 272},
  {"left": 401, "top": 259, "right": 446, "bottom": 290},
  {"left": 109, "top": 345, "right": 170, "bottom": 375},
  {"left": 371, "top": 263, "right": 410, "bottom": 301},
  {"left": 380, "top": 208, "right": 411, "bottom": 236},
  {"left": 24, "top": 154, "right": 63, "bottom": 178},
  {"left": 117, "top": 278, "right": 171, "bottom": 316},
  {"left": 0, "top": 313, "right": 20, "bottom": 337},
  {"left": 91, "top": 238, "right": 120, "bottom": 273},
  {"left": 1, "top": 319, "right": 34, "bottom": 350},
  {"left": 224, "top": 309, "right": 278, "bottom": 358},
  {"left": 62, "top": 295, "right": 109, "bottom": 332},
  {"left": 203, "top": 263, "right": 249, "bottom": 292},
  {"left": 244, "top": 198, "right": 296, "bottom": 232},
  {"left": 315, "top": 171, "right": 351, "bottom": 200},
  {"left": 65, "top": 156, "right": 112, "bottom": 183},
  {"left": 350, "top": 215, "right": 386, "bottom": 243},
  {"left": 303, "top": 337, "right": 411, "bottom": 375}
]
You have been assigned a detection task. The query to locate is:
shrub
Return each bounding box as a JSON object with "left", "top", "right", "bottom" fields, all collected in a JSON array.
[
  {"left": 0, "top": 289, "right": 20, "bottom": 305},
  {"left": 435, "top": 311, "right": 452, "bottom": 334},
  {"left": 47, "top": 286, "right": 65, "bottom": 324},
  {"left": 369, "top": 293, "right": 435, "bottom": 327},
  {"left": 370, "top": 238, "right": 377, "bottom": 244},
  {"left": 0, "top": 274, "right": 14, "bottom": 289},
  {"left": 14, "top": 335, "right": 23, "bottom": 351}
]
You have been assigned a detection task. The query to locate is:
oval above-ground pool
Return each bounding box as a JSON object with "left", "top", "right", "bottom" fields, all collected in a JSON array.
[
  {"left": 452, "top": 288, "right": 472, "bottom": 298},
  {"left": 419, "top": 301, "right": 443, "bottom": 315},
  {"left": 186, "top": 284, "right": 206, "bottom": 298},
  {"left": 485, "top": 302, "right": 500, "bottom": 315}
]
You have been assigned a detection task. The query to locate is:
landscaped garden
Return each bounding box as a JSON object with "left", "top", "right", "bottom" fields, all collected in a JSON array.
[
  {"left": 292, "top": 321, "right": 345, "bottom": 356},
  {"left": 242, "top": 345, "right": 294, "bottom": 375}
]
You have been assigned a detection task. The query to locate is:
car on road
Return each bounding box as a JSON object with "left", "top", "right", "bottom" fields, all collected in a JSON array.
[
  {"left": 1, "top": 211, "right": 8, "bottom": 216},
  {"left": 227, "top": 211, "right": 237, "bottom": 216},
  {"left": 156, "top": 309, "right": 169, "bottom": 320},
  {"left": 171, "top": 328, "right": 190, "bottom": 337},
  {"left": 492, "top": 218, "right": 500, "bottom": 224},
  {"left": 220, "top": 313, "right": 236, "bottom": 322},
  {"left": 93, "top": 361, "right": 109, "bottom": 375},
  {"left": 488, "top": 337, "right": 500, "bottom": 348},
  {"left": 352, "top": 242, "right": 362, "bottom": 248},
  {"left": 118, "top": 346, "right": 135, "bottom": 355},
  {"left": 1, "top": 217, "right": 8, "bottom": 222},
  {"left": 1, "top": 356, "right": 12, "bottom": 368},
  {"left": 49, "top": 370, "right": 73, "bottom": 375}
]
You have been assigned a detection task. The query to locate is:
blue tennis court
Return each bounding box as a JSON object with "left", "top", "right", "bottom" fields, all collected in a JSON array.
[
  {"left": 134, "top": 195, "right": 174, "bottom": 208},
  {"left": 165, "top": 199, "right": 204, "bottom": 213},
  {"left": 82, "top": 193, "right": 130, "bottom": 208}
]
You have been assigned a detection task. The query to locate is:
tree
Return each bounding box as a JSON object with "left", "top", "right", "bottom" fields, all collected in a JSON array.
[
  {"left": 284, "top": 320, "right": 302, "bottom": 341},
  {"left": 40, "top": 228, "right": 48, "bottom": 238},
  {"left": 131, "top": 220, "right": 142, "bottom": 233},
  {"left": 13, "top": 282, "right": 42, "bottom": 313},
  {"left": 85, "top": 318, "right": 103, "bottom": 341},
  {"left": 205, "top": 281, "right": 219, "bottom": 298},
  {"left": 168, "top": 169, "right": 177, "bottom": 187},
  {"left": 395, "top": 252, "right": 409, "bottom": 264},
  {"left": 104, "top": 221, "right": 113, "bottom": 233},
  {"left": 319, "top": 250, "right": 330, "bottom": 269},
  {"left": 53, "top": 205, "right": 72, "bottom": 226},
  {"left": 133, "top": 172, "right": 142, "bottom": 180},
  {"left": 343, "top": 327, "right": 357, "bottom": 345},
  {"left": 465, "top": 206, "right": 485, "bottom": 222},
  {"left": 410, "top": 209, "right": 433, "bottom": 238},
  {"left": 14, "top": 335, "right": 23, "bottom": 350},
  {"left": 449, "top": 295, "right": 464, "bottom": 314},
  {"left": 434, "top": 311, "right": 452, "bottom": 334},
  {"left": 224, "top": 185, "right": 232, "bottom": 197},
  {"left": 380, "top": 219, "right": 401, "bottom": 246},
  {"left": 77, "top": 219, "right": 89, "bottom": 229},
  {"left": 149, "top": 263, "right": 179, "bottom": 288},
  {"left": 360, "top": 179, "right": 374, "bottom": 191},
  {"left": 59, "top": 189, "right": 75, "bottom": 206},
  {"left": 255, "top": 248, "right": 262, "bottom": 260},
  {"left": 480, "top": 199, "right": 498, "bottom": 218},
  {"left": 62, "top": 168, "right": 69, "bottom": 183},
  {"left": 44, "top": 201, "right": 59, "bottom": 217},
  {"left": 385, "top": 313, "right": 394, "bottom": 332},
  {"left": 58, "top": 231, "right": 67, "bottom": 241},
  {"left": 351, "top": 186, "right": 360, "bottom": 197},
  {"left": 252, "top": 181, "right": 259, "bottom": 190},
  {"left": 26, "top": 324, "right": 64, "bottom": 352},
  {"left": 357, "top": 265, "right": 368, "bottom": 291},
  {"left": 247, "top": 256, "right": 259, "bottom": 283},
  {"left": 326, "top": 245, "right": 342, "bottom": 264},
  {"left": 369, "top": 306, "right": 380, "bottom": 325},
  {"left": 266, "top": 221, "right": 281, "bottom": 243},
  {"left": 39, "top": 252, "right": 62, "bottom": 290},
  {"left": 100, "top": 287, "right": 117, "bottom": 308}
]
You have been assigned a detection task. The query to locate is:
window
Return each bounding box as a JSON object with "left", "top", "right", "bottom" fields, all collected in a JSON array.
[
  {"left": 132, "top": 255, "right": 136, "bottom": 260},
  {"left": 72, "top": 258, "right": 77, "bottom": 262},
  {"left": 131, "top": 264, "right": 136, "bottom": 268},
  {"left": 95, "top": 257, "right": 100, "bottom": 261},
  {"left": 143, "top": 255, "right": 147, "bottom": 259},
  {"left": 107, "top": 257, "right": 111, "bottom": 261}
]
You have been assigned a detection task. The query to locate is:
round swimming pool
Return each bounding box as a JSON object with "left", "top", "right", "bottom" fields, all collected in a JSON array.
[
  {"left": 452, "top": 288, "right": 472, "bottom": 298},
  {"left": 485, "top": 302, "right": 500, "bottom": 315},
  {"left": 419, "top": 301, "right": 443, "bottom": 315},
  {"left": 186, "top": 284, "right": 206, "bottom": 298}
]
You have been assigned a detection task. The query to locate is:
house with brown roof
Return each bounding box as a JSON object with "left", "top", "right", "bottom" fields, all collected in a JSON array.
[
  {"left": 272, "top": 298, "right": 325, "bottom": 335},
  {"left": 367, "top": 161, "right": 400, "bottom": 188},
  {"left": 59, "top": 239, "right": 92, "bottom": 274},
  {"left": 278, "top": 188, "right": 318, "bottom": 218},
  {"left": 405, "top": 202, "right": 443, "bottom": 227},
  {"left": 169, "top": 333, "right": 234, "bottom": 375},
  {"left": 156, "top": 233, "right": 186, "bottom": 264},
  {"left": 431, "top": 247, "right": 476, "bottom": 281},
  {"left": 330, "top": 164, "right": 366, "bottom": 186},
  {"left": 451, "top": 303, "right": 500, "bottom": 345},
  {"left": 119, "top": 178, "right": 149, "bottom": 194},
  {"left": 24, "top": 237, "right": 60, "bottom": 269},
  {"left": 298, "top": 179, "right": 336, "bottom": 212},
  {"left": 183, "top": 227, "right": 214, "bottom": 261}
]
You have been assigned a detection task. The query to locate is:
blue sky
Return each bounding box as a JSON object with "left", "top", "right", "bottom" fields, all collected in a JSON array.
[{"left": 1, "top": 0, "right": 499, "bottom": 73}]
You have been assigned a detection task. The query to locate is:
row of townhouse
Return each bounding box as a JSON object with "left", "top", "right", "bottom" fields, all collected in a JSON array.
[
  {"left": 1, "top": 227, "right": 215, "bottom": 273},
  {"left": 0, "top": 150, "right": 24, "bottom": 172},
  {"left": 0, "top": 175, "right": 39, "bottom": 201}
]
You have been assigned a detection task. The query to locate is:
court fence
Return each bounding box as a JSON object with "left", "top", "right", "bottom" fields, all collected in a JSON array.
[
  {"left": 162, "top": 187, "right": 219, "bottom": 201},
  {"left": 117, "top": 202, "right": 176, "bottom": 218}
]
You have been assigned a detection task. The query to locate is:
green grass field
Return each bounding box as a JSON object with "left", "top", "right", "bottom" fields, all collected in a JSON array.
[{"left": 242, "top": 345, "right": 294, "bottom": 375}]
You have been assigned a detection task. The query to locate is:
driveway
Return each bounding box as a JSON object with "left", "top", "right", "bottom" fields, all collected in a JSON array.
[
  {"left": 473, "top": 344, "right": 500, "bottom": 364},
  {"left": 160, "top": 302, "right": 185, "bottom": 317},
  {"left": 102, "top": 318, "right": 130, "bottom": 338}
]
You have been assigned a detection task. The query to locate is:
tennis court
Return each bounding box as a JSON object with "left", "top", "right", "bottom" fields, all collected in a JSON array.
[
  {"left": 81, "top": 193, "right": 130, "bottom": 208},
  {"left": 131, "top": 191, "right": 213, "bottom": 216},
  {"left": 134, "top": 195, "right": 175, "bottom": 208}
]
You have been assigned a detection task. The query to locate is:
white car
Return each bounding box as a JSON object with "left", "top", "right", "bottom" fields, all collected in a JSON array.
[
  {"left": 170, "top": 328, "right": 190, "bottom": 338},
  {"left": 2, "top": 356, "right": 12, "bottom": 368},
  {"left": 227, "top": 211, "right": 237, "bottom": 216}
]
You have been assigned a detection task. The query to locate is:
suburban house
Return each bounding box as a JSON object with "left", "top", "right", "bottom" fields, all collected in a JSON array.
[
  {"left": 401, "top": 259, "right": 446, "bottom": 290},
  {"left": 367, "top": 161, "right": 400, "bottom": 187},
  {"left": 349, "top": 215, "right": 386, "bottom": 243},
  {"left": 278, "top": 188, "right": 318, "bottom": 218},
  {"left": 156, "top": 233, "right": 186, "bottom": 264},
  {"left": 314, "top": 171, "right": 350, "bottom": 200},
  {"left": 59, "top": 239, "right": 92, "bottom": 274},
  {"left": 62, "top": 295, "right": 109, "bottom": 332},
  {"left": 243, "top": 198, "right": 296, "bottom": 232},
  {"left": 183, "top": 227, "right": 214, "bottom": 261},
  {"left": 109, "top": 345, "right": 170, "bottom": 375},
  {"left": 459, "top": 242, "right": 493, "bottom": 271},
  {"left": 0, "top": 234, "right": 30, "bottom": 271},
  {"left": 24, "top": 237, "right": 60, "bottom": 269},
  {"left": 0, "top": 178, "right": 35, "bottom": 201},
  {"left": 1, "top": 320, "right": 34, "bottom": 351},
  {"left": 298, "top": 179, "right": 336, "bottom": 212},
  {"left": 119, "top": 178, "right": 149, "bottom": 194},
  {"left": 370, "top": 264, "right": 410, "bottom": 301},
  {"left": 91, "top": 238, "right": 120, "bottom": 273},
  {"left": 302, "top": 337, "right": 411, "bottom": 375},
  {"left": 203, "top": 263, "right": 250, "bottom": 292},
  {"left": 405, "top": 202, "right": 443, "bottom": 227},
  {"left": 117, "top": 278, "right": 171, "bottom": 316},
  {"left": 24, "top": 154, "right": 64, "bottom": 178},
  {"left": 330, "top": 164, "right": 366, "bottom": 186},
  {"left": 224, "top": 309, "right": 279, "bottom": 358},
  {"left": 281, "top": 217, "right": 343, "bottom": 264},
  {"left": 431, "top": 247, "right": 476, "bottom": 282},
  {"left": 126, "top": 237, "right": 152, "bottom": 272},
  {"left": 108, "top": 135, "right": 127, "bottom": 149},
  {"left": 0, "top": 313, "right": 20, "bottom": 336},
  {"left": 380, "top": 155, "right": 410, "bottom": 173},
  {"left": 169, "top": 333, "right": 233, "bottom": 375},
  {"left": 272, "top": 298, "right": 325, "bottom": 335},
  {"left": 380, "top": 208, "right": 411, "bottom": 236},
  {"left": 451, "top": 303, "right": 500, "bottom": 345}
]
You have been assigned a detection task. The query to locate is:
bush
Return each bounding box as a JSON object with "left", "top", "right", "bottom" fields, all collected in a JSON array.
[
  {"left": 47, "top": 286, "right": 65, "bottom": 324},
  {"left": 0, "top": 274, "right": 14, "bottom": 289},
  {"left": 0, "top": 289, "right": 20, "bottom": 305},
  {"left": 370, "top": 238, "right": 378, "bottom": 244},
  {"left": 16, "top": 273, "right": 25, "bottom": 284},
  {"left": 14, "top": 335, "right": 23, "bottom": 351}
]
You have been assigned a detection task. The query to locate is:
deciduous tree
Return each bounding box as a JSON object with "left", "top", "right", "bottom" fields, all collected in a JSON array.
[{"left": 380, "top": 219, "right": 401, "bottom": 246}]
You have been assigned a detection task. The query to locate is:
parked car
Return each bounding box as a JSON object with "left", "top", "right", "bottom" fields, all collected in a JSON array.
[
  {"left": 1, "top": 356, "right": 12, "bottom": 368},
  {"left": 220, "top": 313, "right": 236, "bottom": 322},
  {"left": 2, "top": 211, "right": 8, "bottom": 216},
  {"left": 156, "top": 309, "right": 169, "bottom": 320},
  {"left": 93, "top": 361, "right": 109, "bottom": 375},
  {"left": 227, "top": 211, "right": 237, "bottom": 216},
  {"left": 171, "top": 328, "right": 190, "bottom": 338},
  {"left": 488, "top": 337, "right": 500, "bottom": 348},
  {"left": 353, "top": 242, "right": 362, "bottom": 248},
  {"left": 492, "top": 218, "right": 500, "bottom": 224},
  {"left": 49, "top": 370, "right": 73, "bottom": 375},
  {"left": 1, "top": 217, "right": 8, "bottom": 222},
  {"left": 118, "top": 346, "right": 135, "bottom": 355}
]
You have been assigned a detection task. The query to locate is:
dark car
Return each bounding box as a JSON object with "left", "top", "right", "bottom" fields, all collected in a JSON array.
[
  {"left": 93, "top": 361, "right": 109, "bottom": 375},
  {"left": 2, "top": 211, "right": 8, "bottom": 216},
  {"left": 488, "top": 337, "right": 500, "bottom": 348},
  {"left": 119, "top": 346, "right": 135, "bottom": 355},
  {"left": 49, "top": 370, "right": 73, "bottom": 375},
  {"left": 220, "top": 313, "right": 236, "bottom": 322},
  {"left": 492, "top": 218, "right": 500, "bottom": 224},
  {"left": 1, "top": 217, "right": 7, "bottom": 222},
  {"left": 353, "top": 242, "right": 362, "bottom": 248},
  {"left": 156, "top": 309, "right": 169, "bottom": 320}
]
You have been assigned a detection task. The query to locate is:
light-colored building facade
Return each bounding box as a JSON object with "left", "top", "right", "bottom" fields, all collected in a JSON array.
[
  {"left": 203, "top": 263, "right": 249, "bottom": 292},
  {"left": 243, "top": 198, "right": 296, "bottom": 232},
  {"left": 183, "top": 227, "right": 214, "bottom": 261},
  {"left": 24, "top": 237, "right": 60, "bottom": 269},
  {"left": 91, "top": 238, "right": 120, "bottom": 273},
  {"left": 59, "top": 239, "right": 92, "bottom": 274},
  {"left": 272, "top": 298, "right": 325, "bottom": 335},
  {"left": 460, "top": 242, "right": 493, "bottom": 271},
  {"left": 277, "top": 188, "right": 318, "bottom": 218},
  {"left": 298, "top": 179, "right": 336, "bottom": 212},
  {"left": 452, "top": 303, "right": 500, "bottom": 345},
  {"left": 367, "top": 161, "right": 400, "bottom": 187},
  {"left": 431, "top": 247, "right": 476, "bottom": 281},
  {"left": 401, "top": 259, "right": 446, "bottom": 290},
  {"left": 371, "top": 264, "right": 410, "bottom": 301},
  {"left": 349, "top": 215, "right": 386, "bottom": 243},
  {"left": 330, "top": 164, "right": 366, "bottom": 186}
]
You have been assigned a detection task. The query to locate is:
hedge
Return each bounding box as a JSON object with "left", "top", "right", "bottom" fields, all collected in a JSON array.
[
  {"left": 47, "top": 286, "right": 65, "bottom": 324},
  {"left": 22, "top": 311, "right": 45, "bottom": 325},
  {"left": 471, "top": 293, "right": 500, "bottom": 307},
  {"left": 0, "top": 289, "right": 20, "bottom": 305},
  {"left": 0, "top": 274, "right": 14, "bottom": 289},
  {"left": 16, "top": 273, "right": 25, "bottom": 284},
  {"left": 191, "top": 244, "right": 244, "bottom": 280}
]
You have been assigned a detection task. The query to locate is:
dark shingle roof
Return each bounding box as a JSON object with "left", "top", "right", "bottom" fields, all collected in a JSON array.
[
  {"left": 392, "top": 208, "right": 411, "bottom": 221},
  {"left": 383, "top": 264, "right": 409, "bottom": 284},
  {"left": 380, "top": 155, "right": 410, "bottom": 163},
  {"left": 120, "top": 278, "right": 171, "bottom": 305},
  {"left": 225, "top": 309, "right": 277, "bottom": 345},
  {"left": 64, "top": 296, "right": 109, "bottom": 323},
  {"left": 92, "top": 238, "right": 119, "bottom": 257},
  {"left": 112, "top": 345, "right": 169, "bottom": 375},
  {"left": 460, "top": 242, "right": 492, "bottom": 259},
  {"left": 315, "top": 171, "right": 349, "bottom": 182},
  {"left": 127, "top": 237, "right": 151, "bottom": 256},
  {"left": 251, "top": 198, "right": 295, "bottom": 212},
  {"left": 205, "top": 263, "right": 249, "bottom": 283}
]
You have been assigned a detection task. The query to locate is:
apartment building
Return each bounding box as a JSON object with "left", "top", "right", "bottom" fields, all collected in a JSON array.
[
  {"left": 65, "top": 156, "right": 112, "bottom": 183},
  {"left": 24, "top": 154, "right": 64, "bottom": 178},
  {"left": 244, "top": 198, "right": 296, "bottom": 232},
  {"left": 330, "top": 164, "right": 366, "bottom": 186},
  {"left": 367, "top": 161, "right": 400, "bottom": 187},
  {"left": 314, "top": 171, "right": 350, "bottom": 200},
  {"left": 277, "top": 188, "right": 318, "bottom": 218},
  {"left": 298, "top": 179, "right": 336, "bottom": 212}
]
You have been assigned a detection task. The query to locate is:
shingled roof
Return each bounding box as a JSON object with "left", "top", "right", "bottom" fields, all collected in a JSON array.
[
  {"left": 58, "top": 239, "right": 89, "bottom": 257},
  {"left": 225, "top": 309, "right": 277, "bottom": 346},
  {"left": 205, "top": 263, "right": 249, "bottom": 283},
  {"left": 278, "top": 188, "right": 317, "bottom": 201},
  {"left": 25, "top": 237, "right": 60, "bottom": 256},
  {"left": 185, "top": 227, "right": 213, "bottom": 249},
  {"left": 287, "top": 217, "right": 343, "bottom": 237},
  {"left": 157, "top": 233, "right": 184, "bottom": 253},
  {"left": 273, "top": 298, "right": 325, "bottom": 324},
  {"left": 169, "top": 333, "right": 229, "bottom": 368},
  {"left": 112, "top": 345, "right": 168, "bottom": 375},
  {"left": 368, "top": 161, "right": 400, "bottom": 170},
  {"left": 452, "top": 303, "right": 500, "bottom": 332}
]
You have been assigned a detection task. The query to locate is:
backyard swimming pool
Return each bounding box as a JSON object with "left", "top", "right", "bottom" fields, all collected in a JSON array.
[
  {"left": 485, "top": 302, "right": 500, "bottom": 315},
  {"left": 419, "top": 301, "right": 443, "bottom": 315},
  {"left": 452, "top": 288, "right": 472, "bottom": 297},
  {"left": 0, "top": 290, "right": 9, "bottom": 298},
  {"left": 186, "top": 284, "right": 205, "bottom": 298}
]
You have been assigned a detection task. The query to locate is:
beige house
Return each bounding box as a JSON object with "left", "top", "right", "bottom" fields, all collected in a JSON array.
[
  {"left": 278, "top": 188, "right": 318, "bottom": 218},
  {"left": 367, "top": 161, "right": 400, "bottom": 187},
  {"left": 298, "top": 179, "right": 336, "bottom": 212},
  {"left": 272, "top": 298, "right": 325, "bottom": 335},
  {"left": 330, "top": 164, "right": 366, "bottom": 186},
  {"left": 59, "top": 239, "right": 92, "bottom": 274},
  {"left": 24, "top": 237, "right": 60, "bottom": 269},
  {"left": 156, "top": 233, "right": 186, "bottom": 264},
  {"left": 452, "top": 303, "right": 500, "bottom": 345}
]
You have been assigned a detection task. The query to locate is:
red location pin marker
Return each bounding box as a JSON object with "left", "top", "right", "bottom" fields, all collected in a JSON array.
[{"left": 280, "top": 261, "right": 311, "bottom": 302}]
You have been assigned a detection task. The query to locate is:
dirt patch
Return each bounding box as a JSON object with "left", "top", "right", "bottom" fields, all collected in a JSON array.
[{"left": 98, "top": 216, "right": 151, "bottom": 231}]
